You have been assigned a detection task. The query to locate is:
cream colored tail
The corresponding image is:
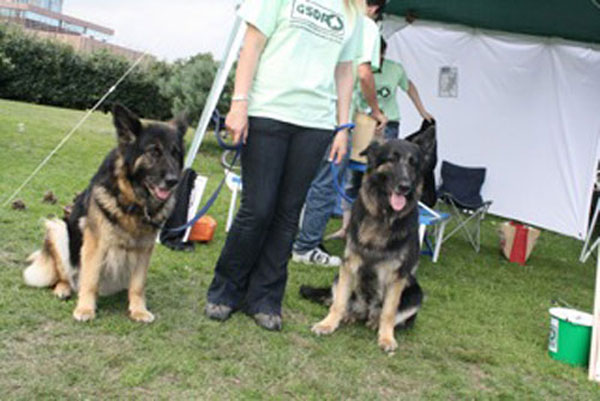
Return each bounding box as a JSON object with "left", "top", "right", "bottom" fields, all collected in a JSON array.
[{"left": 23, "top": 219, "right": 70, "bottom": 288}]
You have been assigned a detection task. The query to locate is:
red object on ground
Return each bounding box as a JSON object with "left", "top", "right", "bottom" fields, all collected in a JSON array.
[
  {"left": 189, "top": 215, "right": 217, "bottom": 243},
  {"left": 509, "top": 222, "right": 528, "bottom": 265}
]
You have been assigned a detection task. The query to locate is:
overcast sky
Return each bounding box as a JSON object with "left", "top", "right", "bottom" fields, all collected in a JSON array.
[{"left": 62, "top": 0, "right": 239, "bottom": 61}]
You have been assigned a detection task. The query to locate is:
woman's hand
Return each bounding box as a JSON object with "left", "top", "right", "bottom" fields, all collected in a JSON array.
[
  {"left": 420, "top": 110, "right": 434, "bottom": 122},
  {"left": 225, "top": 101, "right": 249, "bottom": 145},
  {"left": 328, "top": 129, "right": 348, "bottom": 164}
]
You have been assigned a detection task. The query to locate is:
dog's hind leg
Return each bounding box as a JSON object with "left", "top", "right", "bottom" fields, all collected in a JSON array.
[
  {"left": 73, "top": 228, "right": 103, "bottom": 322},
  {"left": 23, "top": 247, "right": 58, "bottom": 289},
  {"left": 394, "top": 277, "right": 423, "bottom": 330},
  {"left": 311, "top": 252, "right": 361, "bottom": 335},
  {"left": 24, "top": 219, "right": 73, "bottom": 299},
  {"left": 378, "top": 277, "right": 408, "bottom": 353}
]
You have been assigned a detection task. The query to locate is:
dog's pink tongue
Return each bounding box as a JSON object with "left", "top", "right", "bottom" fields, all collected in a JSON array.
[
  {"left": 154, "top": 188, "right": 171, "bottom": 201},
  {"left": 390, "top": 193, "right": 407, "bottom": 211}
]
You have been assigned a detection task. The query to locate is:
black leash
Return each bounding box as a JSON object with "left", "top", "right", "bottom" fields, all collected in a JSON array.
[{"left": 168, "top": 111, "right": 241, "bottom": 233}]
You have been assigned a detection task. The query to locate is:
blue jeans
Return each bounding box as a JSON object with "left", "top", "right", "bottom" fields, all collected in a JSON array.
[
  {"left": 206, "top": 117, "right": 332, "bottom": 315},
  {"left": 293, "top": 138, "right": 352, "bottom": 254},
  {"left": 385, "top": 121, "right": 400, "bottom": 140}
]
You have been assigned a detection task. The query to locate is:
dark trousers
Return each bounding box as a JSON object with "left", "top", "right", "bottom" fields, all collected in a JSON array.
[{"left": 206, "top": 117, "right": 332, "bottom": 315}]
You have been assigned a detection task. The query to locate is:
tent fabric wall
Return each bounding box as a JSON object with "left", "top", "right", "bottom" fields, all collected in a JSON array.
[{"left": 387, "top": 21, "right": 600, "bottom": 239}]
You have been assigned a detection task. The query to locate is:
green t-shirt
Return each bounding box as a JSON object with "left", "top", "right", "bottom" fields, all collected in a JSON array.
[
  {"left": 356, "top": 17, "right": 380, "bottom": 70},
  {"left": 238, "top": 0, "right": 363, "bottom": 130},
  {"left": 357, "top": 59, "right": 409, "bottom": 122},
  {"left": 350, "top": 17, "right": 380, "bottom": 117}
]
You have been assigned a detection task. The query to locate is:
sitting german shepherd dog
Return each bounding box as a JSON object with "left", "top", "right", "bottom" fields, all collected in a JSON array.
[
  {"left": 24, "top": 104, "right": 187, "bottom": 323},
  {"left": 304, "top": 126, "right": 435, "bottom": 352}
]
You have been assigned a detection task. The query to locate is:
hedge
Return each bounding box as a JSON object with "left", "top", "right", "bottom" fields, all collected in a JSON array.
[{"left": 0, "top": 24, "right": 232, "bottom": 122}]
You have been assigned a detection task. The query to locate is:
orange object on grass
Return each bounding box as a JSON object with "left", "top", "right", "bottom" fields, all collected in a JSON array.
[{"left": 189, "top": 215, "right": 217, "bottom": 243}]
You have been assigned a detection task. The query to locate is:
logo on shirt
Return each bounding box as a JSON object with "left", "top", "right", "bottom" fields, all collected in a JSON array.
[
  {"left": 378, "top": 87, "right": 392, "bottom": 99},
  {"left": 291, "top": 0, "right": 345, "bottom": 43}
]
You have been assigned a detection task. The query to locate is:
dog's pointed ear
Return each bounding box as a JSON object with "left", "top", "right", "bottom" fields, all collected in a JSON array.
[
  {"left": 359, "top": 141, "right": 382, "bottom": 170},
  {"left": 171, "top": 113, "right": 189, "bottom": 139},
  {"left": 113, "top": 104, "right": 142, "bottom": 146}
]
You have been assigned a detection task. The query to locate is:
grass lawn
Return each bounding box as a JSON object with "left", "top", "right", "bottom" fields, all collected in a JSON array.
[{"left": 1, "top": 99, "right": 599, "bottom": 400}]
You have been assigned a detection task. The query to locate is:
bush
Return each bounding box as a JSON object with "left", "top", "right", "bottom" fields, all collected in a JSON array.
[
  {"left": 0, "top": 24, "right": 234, "bottom": 123},
  {"left": 159, "top": 53, "right": 234, "bottom": 125},
  {"left": 0, "top": 24, "right": 169, "bottom": 119}
]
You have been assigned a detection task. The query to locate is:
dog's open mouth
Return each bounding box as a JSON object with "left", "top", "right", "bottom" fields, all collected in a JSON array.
[
  {"left": 147, "top": 183, "right": 172, "bottom": 202},
  {"left": 389, "top": 192, "right": 407, "bottom": 212}
]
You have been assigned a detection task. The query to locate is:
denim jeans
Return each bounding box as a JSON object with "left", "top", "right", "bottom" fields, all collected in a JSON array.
[
  {"left": 293, "top": 137, "right": 352, "bottom": 253},
  {"left": 206, "top": 117, "right": 332, "bottom": 316},
  {"left": 385, "top": 121, "right": 400, "bottom": 140}
]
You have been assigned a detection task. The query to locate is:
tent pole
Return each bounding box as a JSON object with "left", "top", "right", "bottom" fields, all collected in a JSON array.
[
  {"left": 184, "top": 16, "right": 246, "bottom": 168},
  {"left": 589, "top": 247, "right": 600, "bottom": 382},
  {"left": 581, "top": 201, "right": 600, "bottom": 263}
]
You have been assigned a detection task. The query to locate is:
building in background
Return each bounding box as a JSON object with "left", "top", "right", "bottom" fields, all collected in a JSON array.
[{"left": 0, "top": 0, "right": 145, "bottom": 62}]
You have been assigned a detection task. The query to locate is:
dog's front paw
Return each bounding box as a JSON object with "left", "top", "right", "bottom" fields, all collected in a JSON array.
[
  {"left": 130, "top": 309, "right": 155, "bottom": 323},
  {"left": 53, "top": 282, "right": 72, "bottom": 300},
  {"left": 73, "top": 307, "right": 96, "bottom": 322},
  {"left": 378, "top": 336, "right": 398, "bottom": 353},
  {"left": 311, "top": 320, "right": 338, "bottom": 336}
]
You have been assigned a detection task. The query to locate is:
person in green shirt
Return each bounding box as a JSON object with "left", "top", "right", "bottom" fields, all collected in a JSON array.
[
  {"left": 292, "top": 0, "right": 387, "bottom": 267},
  {"left": 205, "top": 0, "right": 365, "bottom": 332},
  {"left": 358, "top": 38, "right": 433, "bottom": 140}
]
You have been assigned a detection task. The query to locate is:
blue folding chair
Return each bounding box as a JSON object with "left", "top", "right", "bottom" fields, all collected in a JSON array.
[{"left": 438, "top": 161, "right": 493, "bottom": 253}]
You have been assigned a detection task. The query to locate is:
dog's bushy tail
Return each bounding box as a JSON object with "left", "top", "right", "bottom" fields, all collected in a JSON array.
[
  {"left": 395, "top": 277, "right": 424, "bottom": 330},
  {"left": 299, "top": 285, "right": 332, "bottom": 305},
  {"left": 23, "top": 219, "right": 69, "bottom": 288}
]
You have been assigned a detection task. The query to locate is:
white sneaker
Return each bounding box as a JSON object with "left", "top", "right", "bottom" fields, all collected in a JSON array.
[{"left": 292, "top": 247, "right": 342, "bottom": 267}]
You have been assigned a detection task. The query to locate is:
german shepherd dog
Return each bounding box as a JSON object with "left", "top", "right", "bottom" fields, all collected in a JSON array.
[
  {"left": 303, "top": 126, "right": 435, "bottom": 352},
  {"left": 23, "top": 105, "right": 187, "bottom": 323}
]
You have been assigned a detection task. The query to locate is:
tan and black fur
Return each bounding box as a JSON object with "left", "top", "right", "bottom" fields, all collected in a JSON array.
[
  {"left": 304, "top": 125, "right": 435, "bottom": 352},
  {"left": 24, "top": 104, "right": 187, "bottom": 322}
]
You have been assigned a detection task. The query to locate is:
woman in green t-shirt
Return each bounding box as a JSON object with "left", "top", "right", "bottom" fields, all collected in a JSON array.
[{"left": 205, "top": 0, "right": 365, "bottom": 331}]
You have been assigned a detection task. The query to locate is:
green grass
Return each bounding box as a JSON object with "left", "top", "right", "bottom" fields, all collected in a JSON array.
[{"left": 0, "top": 99, "right": 599, "bottom": 400}]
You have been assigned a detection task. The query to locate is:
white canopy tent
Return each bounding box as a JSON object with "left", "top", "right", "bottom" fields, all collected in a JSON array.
[{"left": 385, "top": 19, "right": 600, "bottom": 240}]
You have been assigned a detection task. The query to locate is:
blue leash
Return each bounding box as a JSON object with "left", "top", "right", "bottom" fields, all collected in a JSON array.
[
  {"left": 330, "top": 162, "right": 356, "bottom": 204},
  {"left": 329, "top": 122, "right": 357, "bottom": 204},
  {"left": 168, "top": 111, "right": 241, "bottom": 233}
]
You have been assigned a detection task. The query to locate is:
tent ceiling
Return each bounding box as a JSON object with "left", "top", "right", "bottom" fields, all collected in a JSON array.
[{"left": 385, "top": 0, "right": 600, "bottom": 44}]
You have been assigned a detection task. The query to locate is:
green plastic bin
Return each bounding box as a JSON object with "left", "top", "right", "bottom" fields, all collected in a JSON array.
[{"left": 548, "top": 307, "right": 593, "bottom": 367}]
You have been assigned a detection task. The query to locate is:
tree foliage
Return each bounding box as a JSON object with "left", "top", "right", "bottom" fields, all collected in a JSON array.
[{"left": 0, "top": 24, "right": 233, "bottom": 122}]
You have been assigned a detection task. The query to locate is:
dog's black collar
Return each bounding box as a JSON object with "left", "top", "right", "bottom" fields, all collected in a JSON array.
[{"left": 121, "top": 202, "right": 163, "bottom": 229}]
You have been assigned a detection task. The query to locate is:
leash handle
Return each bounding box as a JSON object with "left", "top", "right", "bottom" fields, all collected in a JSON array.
[
  {"left": 334, "top": 123, "right": 355, "bottom": 134},
  {"left": 212, "top": 111, "right": 243, "bottom": 151}
]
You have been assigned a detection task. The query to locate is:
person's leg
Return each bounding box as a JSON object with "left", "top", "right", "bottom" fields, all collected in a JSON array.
[
  {"left": 292, "top": 140, "right": 350, "bottom": 263},
  {"left": 244, "top": 126, "right": 331, "bottom": 324},
  {"left": 206, "top": 117, "right": 293, "bottom": 318}
]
